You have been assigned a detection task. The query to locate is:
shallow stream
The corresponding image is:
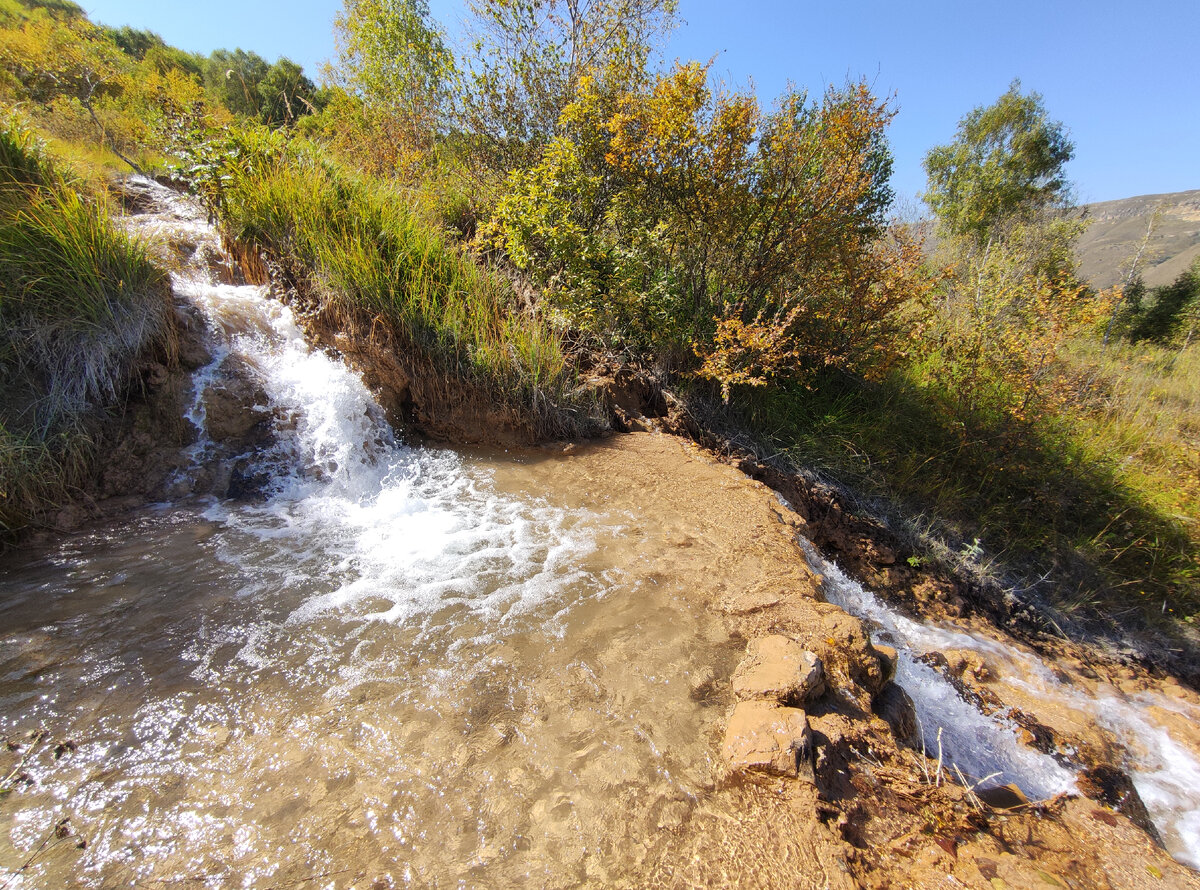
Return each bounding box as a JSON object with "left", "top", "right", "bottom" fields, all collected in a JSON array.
[{"left": 1, "top": 180, "right": 1197, "bottom": 886}]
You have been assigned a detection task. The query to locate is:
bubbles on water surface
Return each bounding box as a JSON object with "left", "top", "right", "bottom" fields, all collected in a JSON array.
[{"left": 0, "top": 180, "right": 729, "bottom": 887}]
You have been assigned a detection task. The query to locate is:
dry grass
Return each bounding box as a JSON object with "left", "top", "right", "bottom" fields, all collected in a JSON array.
[{"left": 0, "top": 116, "right": 174, "bottom": 534}]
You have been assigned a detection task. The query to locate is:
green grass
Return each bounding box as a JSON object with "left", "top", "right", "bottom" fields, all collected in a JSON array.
[
  {"left": 0, "top": 116, "right": 174, "bottom": 535},
  {"left": 214, "top": 138, "right": 590, "bottom": 434},
  {"left": 737, "top": 357, "right": 1199, "bottom": 627}
]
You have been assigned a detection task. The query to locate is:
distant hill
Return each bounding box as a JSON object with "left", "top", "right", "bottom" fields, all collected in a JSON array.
[{"left": 1076, "top": 190, "right": 1200, "bottom": 290}]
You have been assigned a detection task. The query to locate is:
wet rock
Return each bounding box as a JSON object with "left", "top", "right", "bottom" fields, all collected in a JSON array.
[
  {"left": 942, "top": 648, "right": 991, "bottom": 683},
  {"left": 975, "top": 782, "right": 1030, "bottom": 811},
  {"left": 873, "top": 682, "right": 920, "bottom": 749},
  {"left": 809, "top": 602, "right": 886, "bottom": 699},
  {"left": 722, "top": 701, "right": 813, "bottom": 779},
  {"left": 174, "top": 305, "right": 214, "bottom": 371},
  {"left": 202, "top": 356, "right": 271, "bottom": 445},
  {"left": 731, "top": 635, "right": 825, "bottom": 705},
  {"left": 226, "top": 458, "right": 272, "bottom": 501},
  {"left": 874, "top": 644, "right": 898, "bottom": 686},
  {"left": 1078, "top": 764, "right": 1164, "bottom": 846}
]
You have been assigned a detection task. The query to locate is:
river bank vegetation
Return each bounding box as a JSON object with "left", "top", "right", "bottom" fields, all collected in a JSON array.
[
  {"left": 0, "top": 0, "right": 1196, "bottom": 644},
  {"left": 0, "top": 114, "right": 172, "bottom": 534}
]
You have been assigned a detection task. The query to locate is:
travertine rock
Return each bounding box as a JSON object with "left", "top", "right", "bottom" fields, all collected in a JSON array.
[
  {"left": 721, "top": 701, "right": 813, "bottom": 778},
  {"left": 731, "top": 635, "right": 825, "bottom": 705},
  {"left": 874, "top": 644, "right": 898, "bottom": 686}
]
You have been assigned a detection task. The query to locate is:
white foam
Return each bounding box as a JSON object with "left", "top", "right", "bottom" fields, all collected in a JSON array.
[
  {"left": 999, "top": 657, "right": 1200, "bottom": 869},
  {"left": 163, "top": 191, "right": 600, "bottom": 648},
  {"left": 800, "top": 541, "right": 1078, "bottom": 799}
]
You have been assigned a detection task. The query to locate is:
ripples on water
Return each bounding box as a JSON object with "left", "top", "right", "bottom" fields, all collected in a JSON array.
[{"left": 0, "top": 182, "right": 728, "bottom": 887}]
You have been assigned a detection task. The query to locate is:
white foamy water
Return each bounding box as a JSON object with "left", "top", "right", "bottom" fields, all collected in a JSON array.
[
  {"left": 800, "top": 542, "right": 1078, "bottom": 799},
  {"left": 801, "top": 541, "right": 1200, "bottom": 869}
]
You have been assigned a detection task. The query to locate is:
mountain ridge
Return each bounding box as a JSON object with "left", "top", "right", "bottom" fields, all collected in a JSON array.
[{"left": 1076, "top": 188, "right": 1200, "bottom": 290}]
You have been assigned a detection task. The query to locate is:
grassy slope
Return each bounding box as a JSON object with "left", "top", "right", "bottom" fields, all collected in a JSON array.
[
  {"left": 735, "top": 340, "right": 1198, "bottom": 630},
  {"left": 0, "top": 118, "right": 174, "bottom": 534},
  {"left": 213, "top": 137, "right": 600, "bottom": 440}
]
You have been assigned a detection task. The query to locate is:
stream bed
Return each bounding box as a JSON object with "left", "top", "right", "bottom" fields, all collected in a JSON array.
[{"left": 1, "top": 179, "right": 1198, "bottom": 887}]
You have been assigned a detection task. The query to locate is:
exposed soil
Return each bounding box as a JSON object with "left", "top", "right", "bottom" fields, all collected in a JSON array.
[{"left": 510, "top": 433, "right": 1200, "bottom": 889}]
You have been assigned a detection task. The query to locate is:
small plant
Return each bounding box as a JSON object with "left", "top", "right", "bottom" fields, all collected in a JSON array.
[{"left": 959, "top": 538, "right": 984, "bottom": 563}]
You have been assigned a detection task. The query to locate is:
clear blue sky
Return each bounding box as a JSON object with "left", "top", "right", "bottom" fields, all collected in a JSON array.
[{"left": 82, "top": 0, "right": 1199, "bottom": 205}]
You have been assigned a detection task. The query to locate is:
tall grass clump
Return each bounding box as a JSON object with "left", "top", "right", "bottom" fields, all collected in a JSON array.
[
  {"left": 204, "top": 130, "right": 582, "bottom": 430},
  {"left": 0, "top": 116, "right": 174, "bottom": 534}
]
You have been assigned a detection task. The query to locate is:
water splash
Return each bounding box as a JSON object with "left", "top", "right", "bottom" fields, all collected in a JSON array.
[{"left": 801, "top": 540, "right": 1078, "bottom": 798}]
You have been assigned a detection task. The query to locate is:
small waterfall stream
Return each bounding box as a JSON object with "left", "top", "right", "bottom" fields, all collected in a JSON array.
[
  {"left": 804, "top": 541, "right": 1200, "bottom": 869},
  {"left": 1, "top": 179, "right": 1197, "bottom": 885}
]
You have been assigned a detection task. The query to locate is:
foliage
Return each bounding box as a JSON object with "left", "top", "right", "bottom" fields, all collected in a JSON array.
[
  {"left": 924, "top": 81, "right": 1073, "bottom": 246},
  {"left": 203, "top": 48, "right": 321, "bottom": 126},
  {"left": 0, "top": 9, "right": 125, "bottom": 104},
  {"left": 0, "top": 116, "right": 174, "bottom": 532},
  {"left": 192, "top": 125, "right": 577, "bottom": 411},
  {"left": 922, "top": 216, "right": 1117, "bottom": 420},
  {"left": 0, "top": 0, "right": 82, "bottom": 23},
  {"left": 330, "top": 0, "right": 453, "bottom": 117},
  {"left": 740, "top": 354, "right": 1198, "bottom": 623},
  {"left": 461, "top": 0, "right": 676, "bottom": 168},
  {"left": 1114, "top": 259, "right": 1200, "bottom": 345},
  {"left": 492, "top": 64, "right": 928, "bottom": 394},
  {"left": 320, "top": 0, "right": 453, "bottom": 178},
  {"left": 256, "top": 57, "right": 321, "bottom": 127},
  {"left": 0, "top": 7, "right": 218, "bottom": 172},
  {"left": 0, "top": 2, "right": 322, "bottom": 182},
  {"left": 102, "top": 24, "right": 205, "bottom": 78},
  {"left": 204, "top": 47, "right": 269, "bottom": 117}
]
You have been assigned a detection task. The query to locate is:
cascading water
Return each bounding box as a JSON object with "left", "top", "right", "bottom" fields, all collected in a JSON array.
[
  {"left": 2, "top": 178, "right": 1198, "bottom": 886},
  {"left": 800, "top": 540, "right": 1078, "bottom": 799},
  {"left": 802, "top": 540, "right": 1200, "bottom": 870}
]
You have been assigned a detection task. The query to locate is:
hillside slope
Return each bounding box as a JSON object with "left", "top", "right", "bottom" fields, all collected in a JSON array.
[{"left": 1077, "top": 189, "right": 1200, "bottom": 289}]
